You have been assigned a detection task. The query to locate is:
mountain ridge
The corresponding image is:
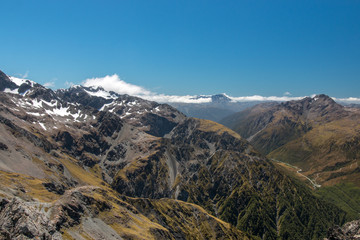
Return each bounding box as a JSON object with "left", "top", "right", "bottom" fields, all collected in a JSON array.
[{"left": 0, "top": 69, "right": 351, "bottom": 239}]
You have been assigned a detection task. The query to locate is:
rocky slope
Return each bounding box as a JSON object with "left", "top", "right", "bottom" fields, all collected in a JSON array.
[
  {"left": 0, "top": 70, "right": 350, "bottom": 239},
  {"left": 325, "top": 219, "right": 360, "bottom": 240}
]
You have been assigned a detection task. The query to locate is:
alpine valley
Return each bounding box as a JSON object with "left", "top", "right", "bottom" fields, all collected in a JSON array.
[
  {"left": 0, "top": 69, "right": 358, "bottom": 240},
  {"left": 221, "top": 95, "right": 360, "bottom": 225}
]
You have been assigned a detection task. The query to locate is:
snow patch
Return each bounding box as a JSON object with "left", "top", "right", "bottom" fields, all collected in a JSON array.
[
  {"left": 4, "top": 88, "right": 18, "bottom": 94},
  {"left": 27, "top": 112, "right": 42, "bottom": 117},
  {"left": 9, "top": 76, "right": 35, "bottom": 87},
  {"left": 31, "top": 99, "right": 43, "bottom": 109},
  {"left": 45, "top": 106, "right": 70, "bottom": 117},
  {"left": 84, "top": 88, "right": 117, "bottom": 100},
  {"left": 69, "top": 111, "right": 81, "bottom": 121},
  {"left": 38, "top": 122, "right": 47, "bottom": 130},
  {"left": 99, "top": 102, "right": 115, "bottom": 111}
]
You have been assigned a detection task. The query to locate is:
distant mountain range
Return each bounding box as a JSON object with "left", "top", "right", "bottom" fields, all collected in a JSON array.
[
  {"left": 167, "top": 93, "right": 360, "bottom": 123},
  {"left": 221, "top": 94, "right": 360, "bottom": 185},
  {"left": 169, "top": 94, "right": 262, "bottom": 122},
  {"left": 1, "top": 69, "right": 355, "bottom": 239}
]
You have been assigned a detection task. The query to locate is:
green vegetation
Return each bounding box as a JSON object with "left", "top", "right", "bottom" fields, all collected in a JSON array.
[
  {"left": 124, "top": 197, "right": 252, "bottom": 240},
  {"left": 315, "top": 183, "right": 360, "bottom": 221},
  {"left": 175, "top": 150, "right": 346, "bottom": 240}
]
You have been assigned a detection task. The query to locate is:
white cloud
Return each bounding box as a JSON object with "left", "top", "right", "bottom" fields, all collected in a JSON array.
[
  {"left": 333, "top": 97, "right": 360, "bottom": 103},
  {"left": 15, "top": 70, "right": 29, "bottom": 79},
  {"left": 83, "top": 74, "right": 151, "bottom": 96},
  {"left": 83, "top": 74, "right": 215, "bottom": 103},
  {"left": 22, "top": 71, "right": 29, "bottom": 79},
  {"left": 230, "top": 95, "right": 304, "bottom": 102},
  {"left": 65, "top": 81, "right": 75, "bottom": 87},
  {"left": 144, "top": 94, "right": 212, "bottom": 103},
  {"left": 81, "top": 74, "right": 360, "bottom": 104},
  {"left": 283, "top": 91, "right": 291, "bottom": 96},
  {"left": 44, "top": 82, "right": 55, "bottom": 88}
]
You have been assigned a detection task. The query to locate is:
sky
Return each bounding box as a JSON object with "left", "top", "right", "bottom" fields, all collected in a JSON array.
[{"left": 1, "top": 0, "right": 360, "bottom": 101}]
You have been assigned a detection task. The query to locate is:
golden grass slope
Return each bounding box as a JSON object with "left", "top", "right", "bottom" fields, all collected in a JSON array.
[{"left": 268, "top": 116, "right": 360, "bottom": 187}]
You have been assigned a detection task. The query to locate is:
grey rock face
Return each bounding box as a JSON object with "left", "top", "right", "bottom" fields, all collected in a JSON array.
[
  {"left": 326, "top": 220, "right": 360, "bottom": 240},
  {"left": 0, "top": 70, "right": 18, "bottom": 92},
  {"left": 0, "top": 198, "right": 61, "bottom": 240}
]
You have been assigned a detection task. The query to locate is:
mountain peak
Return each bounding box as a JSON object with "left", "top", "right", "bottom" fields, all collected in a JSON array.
[
  {"left": 0, "top": 70, "right": 10, "bottom": 82},
  {"left": 312, "top": 94, "right": 335, "bottom": 102},
  {"left": 0, "top": 70, "right": 18, "bottom": 92},
  {"left": 211, "top": 93, "right": 231, "bottom": 103}
]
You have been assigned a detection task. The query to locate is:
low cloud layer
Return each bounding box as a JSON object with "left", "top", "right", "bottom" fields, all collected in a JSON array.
[
  {"left": 333, "top": 97, "right": 360, "bottom": 103},
  {"left": 230, "top": 95, "right": 303, "bottom": 102},
  {"left": 82, "top": 74, "right": 211, "bottom": 103},
  {"left": 144, "top": 94, "right": 213, "bottom": 103},
  {"left": 82, "top": 74, "right": 360, "bottom": 104}
]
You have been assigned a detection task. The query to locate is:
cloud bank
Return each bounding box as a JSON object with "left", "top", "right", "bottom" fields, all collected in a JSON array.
[
  {"left": 82, "top": 74, "right": 212, "bottom": 103},
  {"left": 83, "top": 74, "right": 151, "bottom": 96},
  {"left": 230, "top": 95, "right": 304, "bottom": 102},
  {"left": 82, "top": 74, "right": 360, "bottom": 104},
  {"left": 333, "top": 97, "right": 360, "bottom": 103}
]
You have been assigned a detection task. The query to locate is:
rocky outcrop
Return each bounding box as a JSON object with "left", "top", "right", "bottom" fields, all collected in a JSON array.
[
  {"left": 0, "top": 70, "right": 18, "bottom": 92},
  {"left": 95, "top": 111, "right": 123, "bottom": 137},
  {"left": 25, "top": 86, "right": 58, "bottom": 102},
  {"left": 142, "top": 113, "right": 178, "bottom": 137},
  {"left": 56, "top": 86, "right": 116, "bottom": 110},
  {"left": 0, "top": 142, "right": 8, "bottom": 151},
  {"left": 0, "top": 198, "right": 61, "bottom": 240},
  {"left": 326, "top": 220, "right": 360, "bottom": 240},
  {"left": 0, "top": 115, "right": 53, "bottom": 152}
]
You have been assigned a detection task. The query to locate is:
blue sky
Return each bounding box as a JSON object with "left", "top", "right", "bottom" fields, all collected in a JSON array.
[{"left": 1, "top": 0, "right": 360, "bottom": 99}]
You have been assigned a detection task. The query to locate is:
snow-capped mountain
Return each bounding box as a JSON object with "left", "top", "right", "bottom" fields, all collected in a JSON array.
[
  {"left": 169, "top": 93, "right": 261, "bottom": 122},
  {"left": 189, "top": 93, "right": 232, "bottom": 103},
  {"left": 0, "top": 70, "right": 185, "bottom": 137},
  {"left": 56, "top": 85, "right": 186, "bottom": 136},
  {"left": 0, "top": 70, "right": 263, "bottom": 123},
  {"left": 0, "top": 70, "right": 39, "bottom": 95}
]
